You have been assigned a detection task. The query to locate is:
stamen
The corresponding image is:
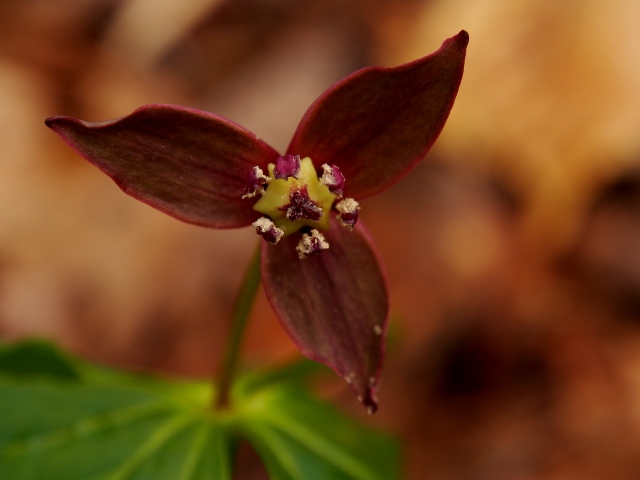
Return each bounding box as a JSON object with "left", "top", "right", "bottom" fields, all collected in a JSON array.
[
  {"left": 335, "top": 198, "right": 360, "bottom": 229},
  {"left": 296, "top": 229, "right": 329, "bottom": 258},
  {"left": 253, "top": 217, "right": 284, "bottom": 244},
  {"left": 273, "top": 154, "right": 301, "bottom": 180},
  {"left": 242, "top": 166, "right": 269, "bottom": 199},
  {"left": 280, "top": 187, "right": 323, "bottom": 222},
  {"left": 319, "top": 164, "right": 345, "bottom": 196}
]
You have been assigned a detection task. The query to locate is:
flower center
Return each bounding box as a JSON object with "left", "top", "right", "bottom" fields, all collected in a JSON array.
[
  {"left": 245, "top": 155, "right": 360, "bottom": 256},
  {"left": 252, "top": 156, "right": 336, "bottom": 236}
]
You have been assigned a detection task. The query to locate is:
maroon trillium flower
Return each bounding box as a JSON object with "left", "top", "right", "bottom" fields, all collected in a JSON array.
[{"left": 45, "top": 31, "right": 468, "bottom": 412}]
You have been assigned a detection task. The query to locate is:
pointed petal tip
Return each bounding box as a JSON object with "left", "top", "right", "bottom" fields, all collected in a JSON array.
[
  {"left": 359, "top": 383, "right": 379, "bottom": 414},
  {"left": 44, "top": 115, "right": 66, "bottom": 130},
  {"left": 442, "top": 30, "right": 469, "bottom": 53},
  {"left": 457, "top": 30, "right": 470, "bottom": 45},
  {"left": 45, "top": 115, "right": 83, "bottom": 133},
  {"left": 366, "top": 401, "right": 378, "bottom": 415}
]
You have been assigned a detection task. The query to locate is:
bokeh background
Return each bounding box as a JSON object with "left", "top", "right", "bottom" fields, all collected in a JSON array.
[{"left": 2, "top": 0, "right": 640, "bottom": 478}]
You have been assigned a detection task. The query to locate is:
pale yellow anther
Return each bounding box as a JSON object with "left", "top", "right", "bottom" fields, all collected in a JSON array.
[
  {"left": 242, "top": 166, "right": 270, "bottom": 199},
  {"left": 295, "top": 229, "right": 330, "bottom": 258}
]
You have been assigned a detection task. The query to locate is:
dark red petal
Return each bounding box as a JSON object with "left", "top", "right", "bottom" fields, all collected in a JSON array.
[
  {"left": 45, "top": 105, "right": 279, "bottom": 228},
  {"left": 261, "top": 218, "right": 388, "bottom": 412},
  {"left": 287, "top": 30, "right": 469, "bottom": 199}
]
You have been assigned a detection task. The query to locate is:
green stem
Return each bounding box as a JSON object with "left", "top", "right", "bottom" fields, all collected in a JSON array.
[{"left": 214, "top": 242, "right": 262, "bottom": 410}]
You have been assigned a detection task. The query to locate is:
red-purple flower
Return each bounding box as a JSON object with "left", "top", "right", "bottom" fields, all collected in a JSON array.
[{"left": 45, "top": 31, "right": 468, "bottom": 412}]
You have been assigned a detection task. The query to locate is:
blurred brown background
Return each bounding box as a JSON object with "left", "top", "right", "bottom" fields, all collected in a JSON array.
[{"left": 2, "top": 0, "right": 640, "bottom": 478}]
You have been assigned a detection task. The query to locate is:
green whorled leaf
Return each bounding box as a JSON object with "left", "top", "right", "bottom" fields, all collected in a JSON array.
[
  {"left": 0, "top": 341, "right": 399, "bottom": 480},
  {"left": 261, "top": 218, "right": 388, "bottom": 413},
  {"left": 0, "top": 342, "right": 230, "bottom": 480},
  {"left": 0, "top": 385, "right": 230, "bottom": 480},
  {"left": 45, "top": 105, "right": 279, "bottom": 229},
  {"left": 236, "top": 384, "right": 399, "bottom": 480},
  {"left": 287, "top": 30, "right": 469, "bottom": 199},
  {"left": 0, "top": 340, "right": 80, "bottom": 380},
  {"left": 236, "top": 358, "right": 324, "bottom": 396}
]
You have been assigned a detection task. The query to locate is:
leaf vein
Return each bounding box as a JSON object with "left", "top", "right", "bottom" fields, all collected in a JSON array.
[{"left": 1, "top": 399, "right": 173, "bottom": 456}]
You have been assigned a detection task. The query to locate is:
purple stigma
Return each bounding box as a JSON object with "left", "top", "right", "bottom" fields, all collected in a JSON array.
[{"left": 280, "top": 187, "right": 323, "bottom": 222}]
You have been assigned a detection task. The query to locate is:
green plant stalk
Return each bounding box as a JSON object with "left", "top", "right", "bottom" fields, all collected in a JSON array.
[{"left": 214, "top": 242, "right": 262, "bottom": 410}]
